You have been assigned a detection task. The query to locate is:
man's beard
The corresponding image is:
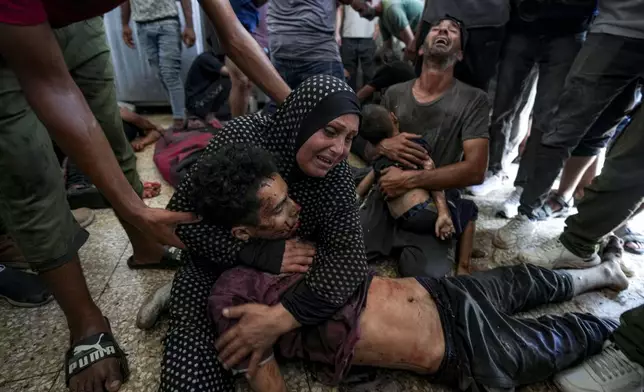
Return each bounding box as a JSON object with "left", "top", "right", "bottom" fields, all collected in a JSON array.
[{"left": 422, "top": 41, "right": 458, "bottom": 70}]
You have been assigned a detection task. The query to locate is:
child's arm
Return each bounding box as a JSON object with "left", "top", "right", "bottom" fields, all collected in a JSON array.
[
  {"left": 356, "top": 169, "right": 375, "bottom": 199},
  {"left": 424, "top": 158, "right": 455, "bottom": 240},
  {"left": 247, "top": 357, "right": 288, "bottom": 392}
]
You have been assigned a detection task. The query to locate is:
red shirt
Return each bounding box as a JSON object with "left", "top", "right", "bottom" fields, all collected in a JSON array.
[{"left": 0, "top": 0, "right": 124, "bottom": 28}]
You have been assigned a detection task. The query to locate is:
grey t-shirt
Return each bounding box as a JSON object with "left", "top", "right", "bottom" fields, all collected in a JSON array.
[
  {"left": 268, "top": 0, "right": 341, "bottom": 61},
  {"left": 131, "top": 0, "right": 178, "bottom": 23},
  {"left": 382, "top": 79, "right": 490, "bottom": 167},
  {"left": 591, "top": 0, "right": 644, "bottom": 39},
  {"left": 422, "top": 0, "right": 509, "bottom": 29}
]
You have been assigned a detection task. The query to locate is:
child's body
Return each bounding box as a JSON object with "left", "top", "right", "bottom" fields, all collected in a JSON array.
[{"left": 356, "top": 105, "right": 455, "bottom": 240}]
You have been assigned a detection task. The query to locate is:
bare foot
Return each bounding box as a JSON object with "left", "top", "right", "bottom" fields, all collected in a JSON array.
[
  {"left": 600, "top": 258, "right": 630, "bottom": 292},
  {"left": 143, "top": 181, "right": 161, "bottom": 198},
  {"left": 69, "top": 317, "right": 125, "bottom": 392},
  {"left": 131, "top": 130, "right": 162, "bottom": 152}
]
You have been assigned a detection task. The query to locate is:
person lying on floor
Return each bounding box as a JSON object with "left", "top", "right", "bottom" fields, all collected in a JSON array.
[
  {"left": 356, "top": 104, "right": 476, "bottom": 274},
  {"left": 119, "top": 105, "right": 165, "bottom": 152},
  {"left": 193, "top": 142, "right": 629, "bottom": 392}
]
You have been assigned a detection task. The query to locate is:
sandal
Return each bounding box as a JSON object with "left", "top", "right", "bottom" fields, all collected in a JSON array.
[
  {"left": 65, "top": 319, "right": 130, "bottom": 387},
  {"left": 126, "top": 246, "right": 183, "bottom": 270},
  {"left": 617, "top": 227, "right": 644, "bottom": 255},
  {"left": 543, "top": 192, "right": 572, "bottom": 219}
]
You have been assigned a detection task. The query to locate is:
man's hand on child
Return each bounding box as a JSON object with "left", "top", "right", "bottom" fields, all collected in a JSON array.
[
  {"left": 281, "top": 239, "right": 315, "bottom": 273},
  {"left": 435, "top": 214, "right": 455, "bottom": 240},
  {"left": 378, "top": 167, "right": 414, "bottom": 199},
  {"left": 377, "top": 133, "right": 429, "bottom": 168}
]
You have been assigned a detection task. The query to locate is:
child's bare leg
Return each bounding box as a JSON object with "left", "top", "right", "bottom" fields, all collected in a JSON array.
[
  {"left": 247, "top": 358, "right": 287, "bottom": 392},
  {"left": 457, "top": 221, "right": 475, "bottom": 275},
  {"left": 131, "top": 130, "right": 162, "bottom": 152}
]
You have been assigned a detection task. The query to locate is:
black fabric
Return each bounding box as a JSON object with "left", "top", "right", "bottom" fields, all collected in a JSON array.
[
  {"left": 296, "top": 91, "right": 362, "bottom": 150},
  {"left": 237, "top": 240, "right": 285, "bottom": 274},
  {"left": 122, "top": 120, "right": 142, "bottom": 142},
  {"left": 613, "top": 304, "right": 644, "bottom": 366},
  {"left": 417, "top": 264, "right": 617, "bottom": 391},
  {"left": 508, "top": 0, "right": 595, "bottom": 36},
  {"left": 372, "top": 138, "right": 431, "bottom": 180},
  {"left": 368, "top": 61, "right": 416, "bottom": 91},
  {"left": 185, "top": 52, "right": 227, "bottom": 104}
]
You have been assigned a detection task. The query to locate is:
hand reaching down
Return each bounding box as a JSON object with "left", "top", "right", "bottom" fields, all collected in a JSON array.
[{"left": 182, "top": 27, "right": 196, "bottom": 47}]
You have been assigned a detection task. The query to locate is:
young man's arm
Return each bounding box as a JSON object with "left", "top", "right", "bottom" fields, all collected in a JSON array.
[
  {"left": 200, "top": 0, "right": 291, "bottom": 104},
  {"left": 247, "top": 358, "right": 288, "bottom": 392},
  {"left": 180, "top": 0, "right": 196, "bottom": 47},
  {"left": 356, "top": 169, "right": 375, "bottom": 198}
]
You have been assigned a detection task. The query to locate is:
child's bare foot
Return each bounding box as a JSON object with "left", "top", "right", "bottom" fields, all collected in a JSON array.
[
  {"left": 131, "top": 129, "right": 162, "bottom": 152},
  {"left": 142, "top": 181, "right": 161, "bottom": 199}
]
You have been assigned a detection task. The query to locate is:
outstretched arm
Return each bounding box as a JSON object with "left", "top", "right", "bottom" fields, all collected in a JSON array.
[{"left": 199, "top": 0, "right": 291, "bottom": 103}]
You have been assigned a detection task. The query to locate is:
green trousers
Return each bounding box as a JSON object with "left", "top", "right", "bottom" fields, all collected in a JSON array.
[
  {"left": 0, "top": 18, "right": 142, "bottom": 272},
  {"left": 560, "top": 105, "right": 644, "bottom": 258}
]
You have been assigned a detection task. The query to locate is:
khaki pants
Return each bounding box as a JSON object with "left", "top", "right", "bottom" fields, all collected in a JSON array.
[{"left": 0, "top": 17, "right": 142, "bottom": 272}]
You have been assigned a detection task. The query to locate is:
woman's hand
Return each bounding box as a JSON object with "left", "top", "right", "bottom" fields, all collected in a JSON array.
[
  {"left": 281, "top": 239, "right": 316, "bottom": 273},
  {"left": 435, "top": 213, "right": 455, "bottom": 240},
  {"left": 377, "top": 133, "right": 429, "bottom": 168},
  {"left": 216, "top": 304, "right": 299, "bottom": 378},
  {"left": 378, "top": 167, "right": 413, "bottom": 199}
]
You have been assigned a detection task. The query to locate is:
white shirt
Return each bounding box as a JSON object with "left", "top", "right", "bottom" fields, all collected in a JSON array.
[{"left": 342, "top": 5, "right": 376, "bottom": 38}]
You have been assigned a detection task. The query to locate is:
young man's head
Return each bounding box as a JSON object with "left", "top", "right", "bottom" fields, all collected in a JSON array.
[
  {"left": 421, "top": 17, "right": 465, "bottom": 70},
  {"left": 359, "top": 104, "right": 399, "bottom": 145},
  {"left": 191, "top": 143, "right": 301, "bottom": 241}
]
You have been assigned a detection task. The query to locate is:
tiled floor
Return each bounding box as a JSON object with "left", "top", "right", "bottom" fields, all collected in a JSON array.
[{"left": 1, "top": 115, "right": 643, "bottom": 392}]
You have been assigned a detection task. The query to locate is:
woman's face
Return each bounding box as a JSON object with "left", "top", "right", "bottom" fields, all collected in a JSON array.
[{"left": 296, "top": 113, "right": 359, "bottom": 177}]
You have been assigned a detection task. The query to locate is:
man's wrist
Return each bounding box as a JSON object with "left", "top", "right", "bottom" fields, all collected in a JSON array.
[{"left": 272, "top": 304, "right": 300, "bottom": 332}]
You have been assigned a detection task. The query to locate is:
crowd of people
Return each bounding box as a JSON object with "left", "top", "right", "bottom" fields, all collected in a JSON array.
[{"left": 1, "top": 0, "right": 644, "bottom": 392}]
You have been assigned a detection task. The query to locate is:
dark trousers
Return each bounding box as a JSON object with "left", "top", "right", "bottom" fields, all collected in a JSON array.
[
  {"left": 519, "top": 33, "right": 644, "bottom": 218},
  {"left": 340, "top": 37, "right": 376, "bottom": 91},
  {"left": 419, "top": 264, "right": 617, "bottom": 391},
  {"left": 488, "top": 31, "right": 583, "bottom": 175},
  {"left": 186, "top": 78, "right": 232, "bottom": 120},
  {"left": 559, "top": 103, "right": 644, "bottom": 258},
  {"left": 416, "top": 22, "right": 505, "bottom": 91},
  {"left": 613, "top": 304, "right": 644, "bottom": 367}
]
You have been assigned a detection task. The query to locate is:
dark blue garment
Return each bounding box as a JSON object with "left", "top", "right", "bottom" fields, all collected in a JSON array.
[{"left": 230, "top": 0, "right": 259, "bottom": 33}]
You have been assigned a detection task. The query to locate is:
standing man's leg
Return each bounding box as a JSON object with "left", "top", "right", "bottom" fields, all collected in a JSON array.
[
  {"left": 358, "top": 38, "right": 377, "bottom": 90},
  {"left": 69, "top": 18, "right": 168, "bottom": 267},
  {"left": 341, "top": 38, "right": 359, "bottom": 90},
  {"left": 558, "top": 105, "right": 644, "bottom": 261},
  {"left": 518, "top": 34, "right": 644, "bottom": 220},
  {"left": 0, "top": 19, "right": 128, "bottom": 392},
  {"left": 157, "top": 19, "right": 186, "bottom": 129},
  {"left": 454, "top": 26, "right": 505, "bottom": 92},
  {"left": 470, "top": 32, "right": 536, "bottom": 196},
  {"left": 226, "top": 57, "right": 253, "bottom": 117}
]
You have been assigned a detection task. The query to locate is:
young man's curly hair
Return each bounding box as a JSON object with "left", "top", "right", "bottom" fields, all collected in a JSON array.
[{"left": 190, "top": 143, "right": 278, "bottom": 228}]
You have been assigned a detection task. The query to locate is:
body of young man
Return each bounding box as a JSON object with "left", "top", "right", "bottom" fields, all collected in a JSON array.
[
  {"left": 358, "top": 17, "right": 490, "bottom": 278},
  {"left": 199, "top": 142, "right": 628, "bottom": 392},
  {"left": 121, "top": 0, "right": 195, "bottom": 130}
]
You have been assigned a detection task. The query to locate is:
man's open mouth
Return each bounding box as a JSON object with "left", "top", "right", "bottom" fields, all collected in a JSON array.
[{"left": 434, "top": 37, "right": 450, "bottom": 47}]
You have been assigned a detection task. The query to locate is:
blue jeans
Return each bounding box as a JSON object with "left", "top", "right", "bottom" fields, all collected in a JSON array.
[{"left": 137, "top": 18, "right": 186, "bottom": 119}]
